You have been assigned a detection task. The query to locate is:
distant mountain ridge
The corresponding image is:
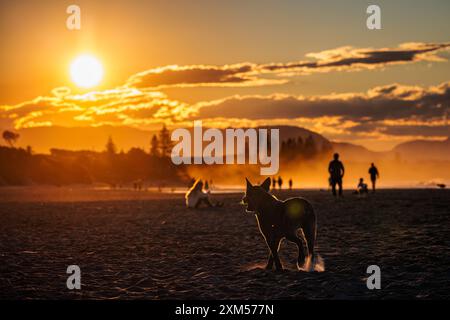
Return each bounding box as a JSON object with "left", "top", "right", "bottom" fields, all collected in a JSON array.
[
  {"left": 331, "top": 142, "right": 387, "bottom": 162},
  {"left": 392, "top": 137, "right": 450, "bottom": 160},
  {"left": 333, "top": 137, "right": 450, "bottom": 162}
]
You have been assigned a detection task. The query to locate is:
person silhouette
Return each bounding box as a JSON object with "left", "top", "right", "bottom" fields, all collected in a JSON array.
[
  {"left": 277, "top": 176, "right": 283, "bottom": 190},
  {"left": 289, "top": 178, "right": 293, "bottom": 190},
  {"left": 272, "top": 177, "right": 277, "bottom": 190},
  {"left": 185, "top": 179, "right": 212, "bottom": 208},
  {"left": 357, "top": 178, "right": 368, "bottom": 195},
  {"left": 328, "top": 153, "right": 345, "bottom": 197},
  {"left": 368, "top": 163, "right": 379, "bottom": 192}
]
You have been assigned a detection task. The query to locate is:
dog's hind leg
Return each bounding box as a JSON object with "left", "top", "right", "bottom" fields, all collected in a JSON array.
[
  {"left": 301, "top": 219, "right": 316, "bottom": 271},
  {"left": 286, "top": 234, "right": 306, "bottom": 270}
]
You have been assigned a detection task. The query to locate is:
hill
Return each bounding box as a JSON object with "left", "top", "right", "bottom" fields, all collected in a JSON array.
[{"left": 392, "top": 137, "right": 450, "bottom": 161}]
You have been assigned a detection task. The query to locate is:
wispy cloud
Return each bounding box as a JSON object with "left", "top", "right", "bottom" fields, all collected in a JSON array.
[
  {"left": 126, "top": 63, "right": 286, "bottom": 89},
  {"left": 266, "top": 42, "right": 449, "bottom": 73},
  {"left": 125, "top": 42, "right": 450, "bottom": 89}
]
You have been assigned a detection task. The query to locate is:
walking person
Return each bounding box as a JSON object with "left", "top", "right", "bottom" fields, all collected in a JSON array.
[
  {"left": 277, "top": 176, "right": 283, "bottom": 190},
  {"left": 368, "top": 163, "right": 379, "bottom": 192},
  {"left": 328, "top": 153, "right": 345, "bottom": 197}
]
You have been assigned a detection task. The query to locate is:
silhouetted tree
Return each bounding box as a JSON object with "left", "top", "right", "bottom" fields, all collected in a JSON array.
[
  {"left": 304, "top": 134, "right": 316, "bottom": 157},
  {"left": 150, "top": 134, "right": 159, "bottom": 157},
  {"left": 287, "top": 138, "right": 294, "bottom": 149},
  {"left": 105, "top": 136, "right": 117, "bottom": 155},
  {"left": 158, "top": 125, "right": 172, "bottom": 158},
  {"left": 297, "top": 136, "right": 304, "bottom": 153},
  {"left": 321, "top": 141, "right": 333, "bottom": 154},
  {"left": 3, "top": 130, "right": 20, "bottom": 147}
]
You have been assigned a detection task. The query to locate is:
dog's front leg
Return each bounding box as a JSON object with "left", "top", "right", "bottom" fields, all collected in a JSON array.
[
  {"left": 268, "top": 238, "right": 283, "bottom": 271},
  {"left": 265, "top": 252, "right": 274, "bottom": 270}
]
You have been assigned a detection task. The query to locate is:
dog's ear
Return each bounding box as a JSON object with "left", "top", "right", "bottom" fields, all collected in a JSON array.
[
  {"left": 260, "top": 177, "right": 271, "bottom": 192},
  {"left": 245, "top": 178, "right": 252, "bottom": 190}
]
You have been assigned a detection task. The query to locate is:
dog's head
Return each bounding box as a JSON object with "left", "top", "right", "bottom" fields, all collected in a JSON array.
[{"left": 241, "top": 177, "right": 271, "bottom": 213}]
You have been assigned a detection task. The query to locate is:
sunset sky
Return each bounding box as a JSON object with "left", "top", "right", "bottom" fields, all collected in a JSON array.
[{"left": 1, "top": 0, "right": 449, "bottom": 151}]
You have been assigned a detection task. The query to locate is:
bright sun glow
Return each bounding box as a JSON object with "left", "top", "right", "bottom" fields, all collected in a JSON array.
[{"left": 70, "top": 54, "right": 103, "bottom": 88}]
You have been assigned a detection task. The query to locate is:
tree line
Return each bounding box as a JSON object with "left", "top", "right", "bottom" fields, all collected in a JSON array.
[
  {"left": 0, "top": 126, "right": 188, "bottom": 186},
  {"left": 0, "top": 127, "right": 333, "bottom": 186},
  {"left": 281, "top": 135, "right": 332, "bottom": 160}
]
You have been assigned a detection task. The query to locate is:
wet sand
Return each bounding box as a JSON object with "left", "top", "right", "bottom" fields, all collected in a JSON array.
[{"left": 0, "top": 187, "right": 449, "bottom": 299}]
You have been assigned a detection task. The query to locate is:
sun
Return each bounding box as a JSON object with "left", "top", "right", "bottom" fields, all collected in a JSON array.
[{"left": 70, "top": 54, "right": 103, "bottom": 88}]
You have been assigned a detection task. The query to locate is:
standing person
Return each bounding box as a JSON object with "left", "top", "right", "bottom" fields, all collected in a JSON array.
[
  {"left": 328, "top": 153, "right": 345, "bottom": 197},
  {"left": 368, "top": 163, "right": 379, "bottom": 192},
  {"left": 272, "top": 177, "right": 277, "bottom": 190},
  {"left": 289, "top": 178, "right": 293, "bottom": 190},
  {"left": 277, "top": 176, "right": 283, "bottom": 190}
]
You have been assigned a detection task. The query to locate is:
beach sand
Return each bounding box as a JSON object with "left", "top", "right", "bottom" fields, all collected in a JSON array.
[{"left": 0, "top": 187, "right": 449, "bottom": 299}]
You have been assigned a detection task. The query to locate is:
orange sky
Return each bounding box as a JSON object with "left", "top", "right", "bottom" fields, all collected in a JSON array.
[{"left": 1, "top": 0, "right": 449, "bottom": 151}]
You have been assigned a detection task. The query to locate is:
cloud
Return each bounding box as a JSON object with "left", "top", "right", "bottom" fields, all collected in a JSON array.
[
  {"left": 0, "top": 87, "right": 194, "bottom": 130},
  {"left": 125, "top": 42, "right": 450, "bottom": 89},
  {"left": 126, "top": 63, "right": 286, "bottom": 89},
  {"left": 302, "top": 42, "right": 449, "bottom": 69},
  {"left": 259, "top": 42, "right": 450, "bottom": 75},
  {"left": 1, "top": 41, "right": 449, "bottom": 148},
  {"left": 2, "top": 81, "right": 449, "bottom": 144},
  {"left": 193, "top": 82, "right": 449, "bottom": 120},
  {"left": 192, "top": 81, "right": 450, "bottom": 139}
]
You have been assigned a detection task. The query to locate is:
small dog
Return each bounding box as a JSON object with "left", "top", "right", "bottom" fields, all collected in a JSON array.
[{"left": 242, "top": 177, "right": 317, "bottom": 271}]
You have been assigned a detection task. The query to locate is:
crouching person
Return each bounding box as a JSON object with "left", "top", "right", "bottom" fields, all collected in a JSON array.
[
  {"left": 357, "top": 178, "right": 369, "bottom": 196},
  {"left": 186, "top": 179, "right": 223, "bottom": 208}
]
